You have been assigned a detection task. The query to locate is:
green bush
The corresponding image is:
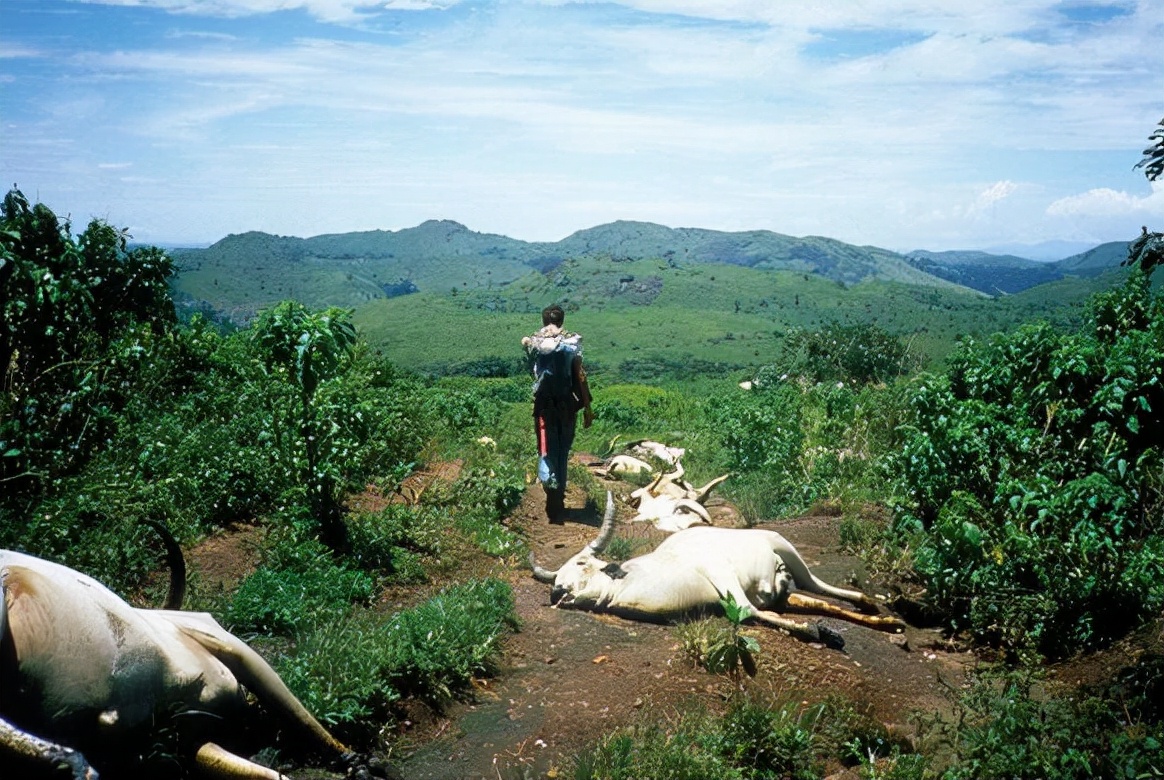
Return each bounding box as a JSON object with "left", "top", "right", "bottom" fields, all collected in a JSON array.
[
  {"left": 774, "top": 321, "right": 921, "bottom": 386},
  {"left": 885, "top": 272, "right": 1164, "bottom": 656},
  {"left": 226, "top": 519, "right": 375, "bottom": 635},
  {"left": 710, "top": 699, "right": 820, "bottom": 780},
  {"left": 346, "top": 503, "right": 444, "bottom": 582},
  {"left": 943, "top": 661, "right": 1164, "bottom": 780},
  {"left": 2, "top": 190, "right": 178, "bottom": 503}
]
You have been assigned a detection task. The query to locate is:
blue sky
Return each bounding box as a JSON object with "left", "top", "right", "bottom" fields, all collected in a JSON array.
[{"left": 2, "top": 0, "right": 1162, "bottom": 254}]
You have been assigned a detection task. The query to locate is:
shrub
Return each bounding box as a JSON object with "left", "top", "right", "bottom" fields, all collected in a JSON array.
[
  {"left": 943, "top": 661, "right": 1164, "bottom": 780},
  {"left": 226, "top": 520, "right": 375, "bottom": 635},
  {"left": 777, "top": 321, "right": 921, "bottom": 386},
  {"left": 884, "top": 273, "right": 1164, "bottom": 656},
  {"left": 345, "top": 503, "right": 444, "bottom": 582}
]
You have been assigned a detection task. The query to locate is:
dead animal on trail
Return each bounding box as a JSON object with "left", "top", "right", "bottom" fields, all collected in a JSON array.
[
  {"left": 589, "top": 453, "right": 655, "bottom": 478},
  {"left": 589, "top": 439, "right": 685, "bottom": 479},
  {"left": 0, "top": 525, "right": 397, "bottom": 780},
  {"left": 628, "top": 460, "right": 732, "bottom": 532},
  {"left": 530, "top": 493, "right": 906, "bottom": 650}
]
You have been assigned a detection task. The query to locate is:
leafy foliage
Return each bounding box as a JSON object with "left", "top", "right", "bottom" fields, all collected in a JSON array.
[
  {"left": 942, "top": 660, "right": 1164, "bottom": 780},
  {"left": 1, "top": 188, "right": 177, "bottom": 505},
  {"left": 251, "top": 301, "right": 359, "bottom": 550},
  {"left": 1134, "top": 116, "right": 1164, "bottom": 182},
  {"left": 774, "top": 321, "right": 921, "bottom": 386},
  {"left": 676, "top": 595, "right": 760, "bottom": 679},
  {"left": 887, "top": 270, "right": 1164, "bottom": 656},
  {"left": 572, "top": 696, "right": 908, "bottom": 780}
]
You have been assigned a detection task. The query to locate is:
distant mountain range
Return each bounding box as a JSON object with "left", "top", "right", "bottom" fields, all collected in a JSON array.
[
  {"left": 169, "top": 220, "right": 1133, "bottom": 323},
  {"left": 902, "top": 242, "right": 1132, "bottom": 294}
]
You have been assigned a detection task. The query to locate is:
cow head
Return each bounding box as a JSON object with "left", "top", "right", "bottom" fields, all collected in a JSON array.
[{"left": 530, "top": 492, "right": 618, "bottom": 608}]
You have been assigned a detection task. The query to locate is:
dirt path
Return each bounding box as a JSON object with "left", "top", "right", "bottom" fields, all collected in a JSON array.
[{"left": 396, "top": 477, "right": 976, "bottom": 780}]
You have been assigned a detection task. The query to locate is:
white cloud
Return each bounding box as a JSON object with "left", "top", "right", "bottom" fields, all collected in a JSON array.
[
  {"left": 74, "top": 0, "right": 397, "bottom": 23},
  {"left": 1046, "top": 183, "right": 1164, "bottom": 219},
  {"left": 6, "top": 0, "right": 1163, "bottom": 247},
  {"left": 970, "top": 180, "right": 1020, "bottom": 214}
]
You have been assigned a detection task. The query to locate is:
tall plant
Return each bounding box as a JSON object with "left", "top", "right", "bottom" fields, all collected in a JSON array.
[
  {"left": 1, "top": 188, "right": 175, "bottom": 507},
  {"left": 252, "top": 301, "right": 358, "bottom": 551}
]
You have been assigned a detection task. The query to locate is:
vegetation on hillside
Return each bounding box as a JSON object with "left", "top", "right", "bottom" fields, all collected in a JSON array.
[{"left": 4, "top": 184, "right": 1162, "bottom": 778}]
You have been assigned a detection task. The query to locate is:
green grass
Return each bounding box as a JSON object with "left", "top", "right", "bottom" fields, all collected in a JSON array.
[{"left": 351, "top": 259, "right": 1102, "bottom": 381}]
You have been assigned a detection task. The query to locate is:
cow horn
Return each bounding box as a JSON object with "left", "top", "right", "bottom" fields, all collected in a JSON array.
[
  {"left": 586, "top": 492, "right": 618, "bottom": 554},
  {"left": 674, "top": 498, "right": 711, "bottom": 523},
  {"left": 528, "top": 552, "right": 559, "bottom": 584},
  {"left": 692, "top": 473, "right": 732, "bottom": 505}
]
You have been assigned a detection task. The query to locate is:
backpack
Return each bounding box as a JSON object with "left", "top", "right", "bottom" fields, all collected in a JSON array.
[{"left": 529, "top": 336, "right": 579, "bottom": 412}]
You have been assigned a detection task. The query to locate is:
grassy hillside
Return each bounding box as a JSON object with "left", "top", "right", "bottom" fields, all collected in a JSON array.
[
  {"left": 171, "top": 221, "right": 981, "bottom": 324},
  {"left": 171, "top": 221, "right": 1138, "bottom": 378},
  {"left": 904, "top": 249, "right": 1066, "bottom": 294},
  {"left": 1054, "top": 240, "right": 1130, "bottom": 276},
  {"left": 356, "top": 256, "right": 1118, "bottom": 377}
]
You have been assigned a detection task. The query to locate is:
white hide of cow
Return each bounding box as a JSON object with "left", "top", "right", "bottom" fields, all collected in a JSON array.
[
  {"left": 531, "top": 493, "right": 905, "bottom": 649},
  {"left": 0, "top": 546, "right": 392, "bottom": 780},
  {"left": 628, "top": 440, "right": 685, "bottom": 466},
  {"left": 602, "top": 454, "right": 655, "bottom": 477},
  {"left": 628, "top": 461, "right": 731, "bottom": 532}
]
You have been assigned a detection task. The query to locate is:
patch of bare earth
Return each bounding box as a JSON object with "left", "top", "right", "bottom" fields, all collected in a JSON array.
[
  {"left": 396, "top": 467, "right": 977, "bottom": 780},
  {"left": 169, "top": 460, "right": 1164, "bottom": 780}
]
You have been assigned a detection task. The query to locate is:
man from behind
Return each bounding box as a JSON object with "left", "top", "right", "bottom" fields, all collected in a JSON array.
[{"left": 522, "top": 304, "right": 594, "bottom": 523}]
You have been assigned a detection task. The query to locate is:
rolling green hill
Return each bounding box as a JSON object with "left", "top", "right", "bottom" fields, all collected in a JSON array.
[
  {"left": 355, "top": 255, "right": 1117, "bottom": 378},
  {"left": 1054, "top": 241, "right": 1130, "bottom": 277},
  {"left": 904, "top": 249, "right": 1066, "bottom": 294},
  {"left": 169, "top": 220, "right": 979, "bottom": 325},
  {"left": 169, "top": 220, "right": 1136, "bottom": 378}
]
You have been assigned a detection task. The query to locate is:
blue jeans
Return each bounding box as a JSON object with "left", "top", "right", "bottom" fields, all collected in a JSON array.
[{"left": 535, "top": 406, "right": 576, "bottom": 516}]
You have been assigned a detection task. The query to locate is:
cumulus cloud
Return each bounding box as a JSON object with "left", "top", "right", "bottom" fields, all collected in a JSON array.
[{"left": 1046, "top": 183, "right": 1164, "bottom": 219}]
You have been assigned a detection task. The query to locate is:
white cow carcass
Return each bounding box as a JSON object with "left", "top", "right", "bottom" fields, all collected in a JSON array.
[
  {"left": 627, "top": 461, "right": 731, "bottom": 532},
  {"left": 0, "top": 538, "right": 395, "bottom": 780},
  {"left": 530, "top": 493, "right": 905, "bottom": 649}
]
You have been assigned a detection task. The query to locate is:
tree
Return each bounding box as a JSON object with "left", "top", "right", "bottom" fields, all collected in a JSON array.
[
  {"left": 1134, "top": 116, "right": 1164, "bottom": 181},
  {"left": 1126, "top": 118, "right": 1164, "bottom": 277},
  {"left": 252, "top": 301, "right": 358, "bottom": 551},
  {"left": 1, "top": 188, "right": 175, "bottom": 500}
]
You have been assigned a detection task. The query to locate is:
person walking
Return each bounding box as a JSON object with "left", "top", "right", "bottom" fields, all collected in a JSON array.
[{"left": 522, "top": 304, "right": 594, "bottom": 523}]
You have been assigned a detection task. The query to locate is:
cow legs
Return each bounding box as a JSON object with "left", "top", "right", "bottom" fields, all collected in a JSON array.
[
  {"left": 167, "top": 616, "right": 348, "bottom": 757},
  {"left": 770, "top": 539, "right": 883, "bottom": 614},
  {"left": 783, "top": 593, "right": 905, "bottom": 632},
  {"left": 196, "top": 742, "right": 284, "bottom": 780},
  {"left": 749, "top": 609, "right": 846, "bottom": 650},
  {"left": 0, "top": 716, "right": 98, "bottom": 780}
]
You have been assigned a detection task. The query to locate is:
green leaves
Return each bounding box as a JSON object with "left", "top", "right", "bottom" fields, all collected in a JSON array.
[
  {"left": 887, "top": 272, "right": 1164, "bottom": 656},
  {"left": 2, "top": 188, "right": 178, "bottom": 503}
]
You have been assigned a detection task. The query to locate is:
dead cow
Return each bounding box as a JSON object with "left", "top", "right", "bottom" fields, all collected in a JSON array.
[
  {"left": 0, "top": 533, "right": 395, "bottom": 780},
  {"left": 628, "top": 461, "right": 731, "bottom": 532},
  {"left": 531, "top": 494, "right": 905, "bottom": 649}
]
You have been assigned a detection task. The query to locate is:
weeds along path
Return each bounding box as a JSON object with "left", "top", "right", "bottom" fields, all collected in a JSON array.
[{"left": 398, "top": 471, "right": 976, "bottom": 780}]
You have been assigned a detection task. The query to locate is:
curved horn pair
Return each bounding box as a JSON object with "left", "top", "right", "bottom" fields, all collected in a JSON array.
[{"left": 528, "top": 492, "right": 617, "bottom": 583}]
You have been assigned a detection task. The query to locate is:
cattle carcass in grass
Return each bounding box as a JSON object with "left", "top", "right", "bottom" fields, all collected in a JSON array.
[
  {"left": 0, "top": 527, "right": 396, "bottom": 780},
  {"left": 530, "top": 493, "right": 905, "bottom": 649}
]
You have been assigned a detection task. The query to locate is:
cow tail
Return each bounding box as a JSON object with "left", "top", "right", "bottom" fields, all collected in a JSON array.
[{"left": 140, "top": 519, "right": 187, "bottom": 610}]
